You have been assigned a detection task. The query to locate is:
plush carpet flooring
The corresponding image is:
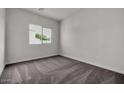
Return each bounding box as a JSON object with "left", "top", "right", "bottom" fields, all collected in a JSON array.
[{"left": 0, "top": 56, "right": 124, "bottom": 84}]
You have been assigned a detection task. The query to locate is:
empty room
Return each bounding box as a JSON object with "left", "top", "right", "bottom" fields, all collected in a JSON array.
[{"left": 0, "top": 8, "right": 124, "bottom": 84}]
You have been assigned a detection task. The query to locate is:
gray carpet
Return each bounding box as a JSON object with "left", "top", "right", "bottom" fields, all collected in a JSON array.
[{"left": 0, "top": 56, "right": 124, "bottom": 84}]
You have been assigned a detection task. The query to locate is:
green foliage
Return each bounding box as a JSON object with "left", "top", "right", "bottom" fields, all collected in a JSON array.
[
  {"left": 35, "top": 33, "right": 50, "bottom": 41},
  {"left": 35, "top": 33, "right": 42, "bottom": 40}
]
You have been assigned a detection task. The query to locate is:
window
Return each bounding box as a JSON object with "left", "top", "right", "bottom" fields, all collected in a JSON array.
[
  {"left": 42, "top": 28, "right": 52, "bottom": 44},
  {"left": 29, "top": 24, "right": 52, "bottom": 44}
]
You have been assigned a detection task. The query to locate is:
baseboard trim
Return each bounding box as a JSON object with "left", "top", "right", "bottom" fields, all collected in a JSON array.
[
  {"left": 60, "top": 54, "right": 124, "bottom": 75},
  {"left": 6, "top": 54, "right": 59, "bottom": 65},
  {"left": 5, "top": 54, "right": 124, "bottom": 75}
]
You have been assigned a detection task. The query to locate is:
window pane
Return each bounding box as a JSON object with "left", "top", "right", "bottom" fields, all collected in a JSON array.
[
  {"left": 42, "top": 28, "right": 52, "bottom": 44},
  {"left": 29, "top": 24, "right": 42, "bottom": 44},
  {"left": 29, "top": 30, "right": 42, "bottom": 44}
]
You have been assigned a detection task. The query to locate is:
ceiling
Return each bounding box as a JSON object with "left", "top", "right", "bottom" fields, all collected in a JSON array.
[{"left": 23, "top": 8, "right": 81, "bottom": 21}]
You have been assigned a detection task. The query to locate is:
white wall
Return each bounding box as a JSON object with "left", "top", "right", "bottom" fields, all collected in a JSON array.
[
  {"left": 0, "top": 9, "right": 5, "bottom": 75},
  {"left": 60, "top": 9, "right": 124, "bottom": 74},
  {"left": 6, "top": 9, "right": 60, "bottom": 64}
]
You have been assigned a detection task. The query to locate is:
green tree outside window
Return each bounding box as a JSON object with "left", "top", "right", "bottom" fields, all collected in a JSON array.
[{"left": 35, "top": 33, "right": 50, "bottom": 41}]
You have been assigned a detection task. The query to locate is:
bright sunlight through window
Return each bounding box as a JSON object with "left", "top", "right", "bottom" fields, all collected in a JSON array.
[{"left": 29, "top": 24, "right": 52, "bottom": 44}]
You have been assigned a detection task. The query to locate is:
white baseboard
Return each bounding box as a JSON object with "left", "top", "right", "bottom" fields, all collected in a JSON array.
[
  {"left": 5, "top": 53, "right": 124, "bottom": 75},
  {"left": 61, "top": 54, "right": 124, "bottom": 75},
  {"left": 6, "top": 54, "right": 59, "bottom": 65}
]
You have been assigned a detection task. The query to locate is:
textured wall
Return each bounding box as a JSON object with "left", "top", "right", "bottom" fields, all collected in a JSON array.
[
  {"left": 0, "top": 8, "right": 5, "bottom": 75},
  {"left": 60, "top": 9, "right": 124, "bottom": 74},
  {"left": 6, "top": 9, "right": 60, "bottom": 64}
]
